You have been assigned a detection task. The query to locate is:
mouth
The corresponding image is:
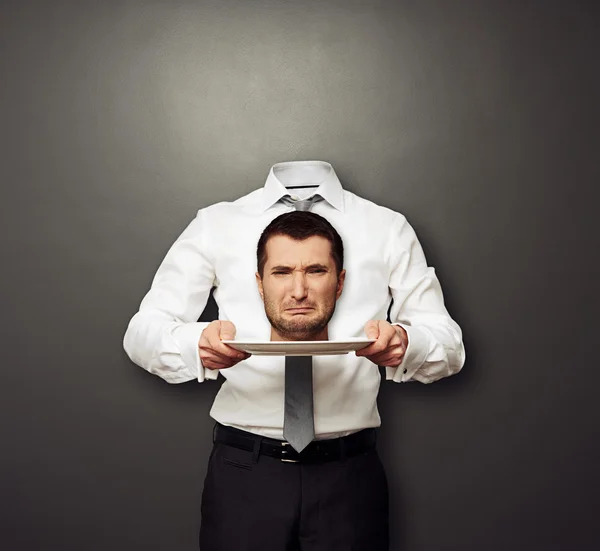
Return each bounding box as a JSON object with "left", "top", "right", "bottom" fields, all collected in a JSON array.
[{"left": 285, "top": 307, "right": 314, "bottom": 314}]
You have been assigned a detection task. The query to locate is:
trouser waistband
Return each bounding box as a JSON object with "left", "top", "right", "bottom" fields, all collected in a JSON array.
[{"left": 213, "top": 423, "right": 377, "bottom": 463}]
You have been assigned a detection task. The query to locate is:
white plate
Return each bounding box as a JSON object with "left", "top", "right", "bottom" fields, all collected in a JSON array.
[{"left": 221, "top": 338, "right": 376, "bottom": 356}]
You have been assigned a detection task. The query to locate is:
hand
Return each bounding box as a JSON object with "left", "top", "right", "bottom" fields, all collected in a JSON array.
[
  {"left": 356, "top": 320, "right": 408, "bottom": 367},
  {"left": 198, "top": 320, "right": 251, "bottom": 370}
]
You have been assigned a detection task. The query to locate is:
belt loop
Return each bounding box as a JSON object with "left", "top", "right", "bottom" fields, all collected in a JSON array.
[
  {"left": 252, "top": 436, "right": 262, "bottom": 464},
  {"left": 213, "top": 422, "right": 218, "bottom": 444}
]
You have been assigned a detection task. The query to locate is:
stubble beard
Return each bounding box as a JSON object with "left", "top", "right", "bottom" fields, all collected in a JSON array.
[{"left": 264, "top": 298, "right": 337, "bottom": 341}]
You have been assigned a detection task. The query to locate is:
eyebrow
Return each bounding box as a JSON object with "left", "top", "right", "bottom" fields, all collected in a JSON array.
[{"left": 270, "top": 263, "right": 330, "bottom": 272}]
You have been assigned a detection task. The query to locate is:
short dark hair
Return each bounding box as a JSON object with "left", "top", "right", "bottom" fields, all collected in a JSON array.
[{"left": 257, "top": 211, "right": 344, "bottom": 277}]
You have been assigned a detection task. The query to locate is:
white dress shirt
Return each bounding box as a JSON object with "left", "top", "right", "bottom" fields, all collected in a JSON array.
[{"left": 123, "top": 161, "right": 465, "bottom": 439}]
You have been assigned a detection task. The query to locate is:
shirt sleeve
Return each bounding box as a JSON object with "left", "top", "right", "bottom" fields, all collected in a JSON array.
[
  {"left": 385, "top": 214, "right": 466, "bottom": 384},
  {"left": 123, "top": 209, "right": 220, "bottom": 384}
]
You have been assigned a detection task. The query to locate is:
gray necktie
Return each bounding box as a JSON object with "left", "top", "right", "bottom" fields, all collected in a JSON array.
[
  {"left": 284, "top": 355, "right": 314, "bottom": 453},
  {"left": 281, "top": 193, "right": 322, "bottom": 453},
  {"left": 280, "top": 193, "right": 324, "bottom": 212}
]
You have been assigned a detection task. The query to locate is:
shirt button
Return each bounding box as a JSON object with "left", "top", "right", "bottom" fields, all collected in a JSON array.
[
  {"left": 403, "top": 368, "right": 408, "bottom": 374},
  {"left": 291, "top": 195, "right": 299, "bottom": 201}
]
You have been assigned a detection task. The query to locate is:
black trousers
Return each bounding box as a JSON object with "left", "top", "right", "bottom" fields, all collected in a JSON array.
[{"left": 199, "top": 426, "right": 389, "bottom": 551}]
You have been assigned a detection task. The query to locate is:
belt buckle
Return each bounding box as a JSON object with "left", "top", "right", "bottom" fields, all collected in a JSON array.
[{"left": 280, "top": 442, "right": 300, "bottom": 463}]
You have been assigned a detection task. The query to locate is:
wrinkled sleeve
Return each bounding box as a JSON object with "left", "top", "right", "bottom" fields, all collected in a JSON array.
[
  {"left": 385, "top": 214, "right": 465, "bottom": 384},
  {"left": 123, "top": 209, "right": 220, "bottom": 384}
]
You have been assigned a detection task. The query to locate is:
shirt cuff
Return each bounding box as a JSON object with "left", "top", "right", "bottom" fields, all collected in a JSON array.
[
  {"left": 171, "top": 322, "right": 219, "bottom": 382},
  {"left": 386, "top": 323, "right": 429, "bottom": 383}
]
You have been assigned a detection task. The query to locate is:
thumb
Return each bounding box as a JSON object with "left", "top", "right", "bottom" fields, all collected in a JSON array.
[
  {"left": 364, "top": 320, "right": 380, "bottom": 340},
  {"left": 218, "top": 320, "right": 237, "bottom": 341}
]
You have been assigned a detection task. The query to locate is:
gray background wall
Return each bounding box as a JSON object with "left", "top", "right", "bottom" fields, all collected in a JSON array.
[{"left": 2, "top": 0, "right": 598, "bottom": 550}]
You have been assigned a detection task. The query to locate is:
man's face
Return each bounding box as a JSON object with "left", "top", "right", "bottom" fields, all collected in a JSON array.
[{"left": 256, "top": 235, "right": 345, "bottom": 341}]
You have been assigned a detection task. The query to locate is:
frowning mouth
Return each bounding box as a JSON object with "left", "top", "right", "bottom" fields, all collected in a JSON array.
[{"left": 285, "top": 307, "right": 314, "bottom": 314}]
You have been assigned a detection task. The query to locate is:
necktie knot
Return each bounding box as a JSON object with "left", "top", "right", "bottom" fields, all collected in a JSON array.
[{"left": 281, "top": 194, "right": 324, "bottom": 212}]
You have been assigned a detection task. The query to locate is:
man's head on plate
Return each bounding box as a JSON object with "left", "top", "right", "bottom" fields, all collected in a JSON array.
[{"left": 256, "top": 211, "right": 345, "bottom": 342}]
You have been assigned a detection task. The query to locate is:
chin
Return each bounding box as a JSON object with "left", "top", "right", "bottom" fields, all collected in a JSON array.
[
  {"left": 283, "top": 332, "right": 322, "bottom": 341},
  {"left": 284, "top": 325, "right": 327, "bottom": 341},
  {"left": 267, "top": 310, "right": 330, "bottom": 341}
]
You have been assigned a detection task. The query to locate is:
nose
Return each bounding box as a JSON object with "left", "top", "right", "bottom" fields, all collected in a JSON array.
[{"left": 290, "top": 272, "right": 308, "bottom": 301}]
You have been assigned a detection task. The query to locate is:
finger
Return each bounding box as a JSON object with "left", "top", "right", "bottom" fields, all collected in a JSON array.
[
  {"left": 357, "top": 320, "right": 383, "bottom": 356},
  {"left": 198, "top": 323, "right": 244, "bottom": 365},
  {"left": 363, "top": 319, "right": 381, "bottom": 340},
  {"left": 367, "top": 345, "right": 407, "bottom": 367},
  {"left": 218, "top": 320, "right": 237, "bottom": 341},
  {"left": 202, "top": 339, "right": 247, "bottom": 361},
  {"left": 356, "top": 341, "right": 380, "bottom": 356},
  {"left": 360, "top": 327, "right": 404, "bottom": 359},
  {"left": 357, "top": 326, "right": 396, "bottom": 357},
  {"left": 205, "top": 329, "right": 247, "bottom": 360},
  {"left": 214, "top": 321, "right": 247, "bottom": 359},
  {"left": 200, "top": 347, "right": 250, "bottom": 367},
  {"left": 199, "top": 321, "right": 223, "bottom": 349},
  {"left": 218, "top": 342, "right": 248, "bottom": 360},
  {"left": 356, "top": 339, "right": 387, "bottom": 356},
  {"left": 199, "top": 351, "right": 233, "bottom": 370},
  {"left": 204, "top": 360, "right": 232, "bottom": 370}
]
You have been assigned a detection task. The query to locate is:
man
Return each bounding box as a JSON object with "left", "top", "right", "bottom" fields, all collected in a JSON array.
[
  {"left": 254, "top": 211, "right": 346, "bottom": 343},
  {"left": 201, "top": 211, "right": 387, "bottom": 549},
  {"left": 123, "top": 160, "right": 465, "bottom": 549}
]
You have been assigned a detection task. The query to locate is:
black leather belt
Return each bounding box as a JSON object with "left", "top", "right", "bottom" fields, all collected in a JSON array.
[{"left": 214, "top": 423, "right": 377, "bottom": 463}]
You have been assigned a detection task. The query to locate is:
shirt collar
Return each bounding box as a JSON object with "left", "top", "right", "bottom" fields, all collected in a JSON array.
[{"left": 260, "top": 160, "right": 345, "bottom": 213}]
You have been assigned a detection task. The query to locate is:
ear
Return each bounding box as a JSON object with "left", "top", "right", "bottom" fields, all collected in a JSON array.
[
  {"left": 335, "top": 269, "right": 346, "bottom": 300},
  {"left": 255, "top": 272, "right": 264, "bottom": 301}
]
